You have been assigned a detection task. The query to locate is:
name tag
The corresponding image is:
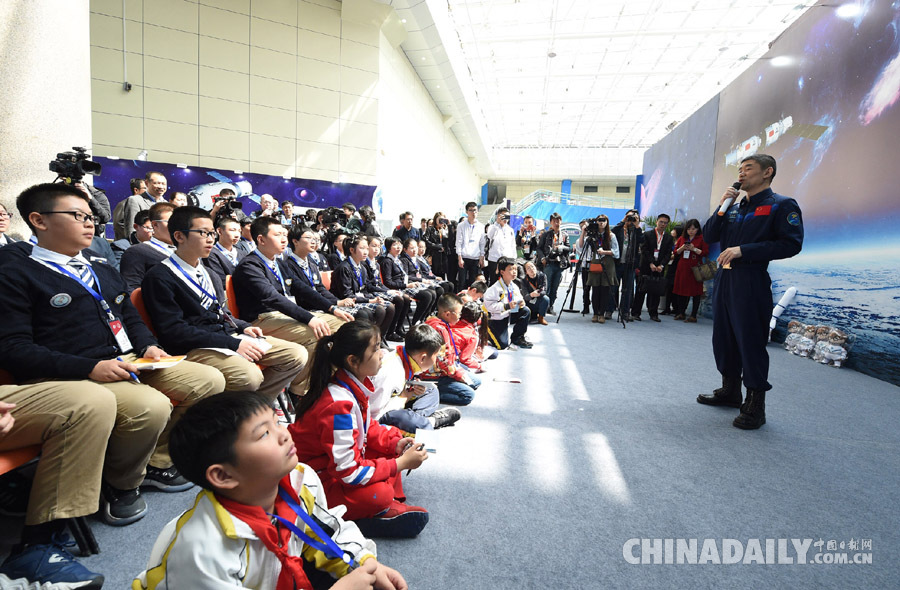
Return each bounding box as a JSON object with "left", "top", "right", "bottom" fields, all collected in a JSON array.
[
  {"left": 755, "top": 205, "right": 772, "bottom": 216},
  {"left": 683, "top": 250, "right": 690, "bottom": 259},
  {"left": 654, "top": 249, "right": 660, "bottom": 259},
  {"left": 109, "top": 319, "right": 134, "bottom": 354}
]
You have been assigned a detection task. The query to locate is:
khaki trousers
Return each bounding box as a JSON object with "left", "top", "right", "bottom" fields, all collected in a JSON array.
[
  {"left": 0, "top": 380, "right": 166, "bottom": 524},
  {"left": 184, "top": 336, "right": 307, "bottom": 402},
  {"left": 119, "top": 353, "right": 226, "bottom": 468},
  {"left": 251, "top": 311, "right": 344, "bottom": 393}
]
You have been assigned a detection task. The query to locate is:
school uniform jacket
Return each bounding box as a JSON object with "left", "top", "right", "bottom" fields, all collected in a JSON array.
[
  {"left": 399, "top": 252, "right": 427, "bottom": 283},
  {"left": 141, "top": 261, "right": 249, "bottom": 354},
  {"left": 133, "top": 465, "right": 376, "bottom": 590},
  {"left": 202, "top": 245, "right": 243, "bottom": 286},
  {"left": 290, "top": 370, "right": 403, "bottom": 488},
  {"left": 232, "top": 252, "right": 316, "bottom": 324},
  {"left": 282, "top": 253, "right": 339, "bottom": 310},
  {"left": 120, "top": 241, "right": 171, "bottom": 292},
  {"left": 330, "top": 258, "right": 374, "bottom": 303},
  {"left": 0, "top": 253, "right": 157, "bottom": 382},
  {"left": 379, "top": 256, "right": 408, "bottom": 291},
  {"left": 363, "top": 258, "right": 392, "bottom": 295}
]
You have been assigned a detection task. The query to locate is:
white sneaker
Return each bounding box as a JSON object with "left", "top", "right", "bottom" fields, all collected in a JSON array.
[{"left": 506, "top": 343, "right": 519, "bottom": 351}]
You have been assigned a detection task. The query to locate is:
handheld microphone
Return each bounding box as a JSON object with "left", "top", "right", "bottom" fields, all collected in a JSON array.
[{"left": 717, "top": 181, "right": 742, "bottom": 216}]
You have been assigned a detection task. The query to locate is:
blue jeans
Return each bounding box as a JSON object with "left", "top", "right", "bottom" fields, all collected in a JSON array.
[
  {"left": 527, "top": 295, "right": 550, "bottom": 318},
  {"left": 544, "top": 264, "right": 564, "bottom": 308},
  {"left": 436, "top": 368, "right": 481, "bottom": 406},
  {"left": 378, "top": 383, "right": 440, "bottom": 431}
]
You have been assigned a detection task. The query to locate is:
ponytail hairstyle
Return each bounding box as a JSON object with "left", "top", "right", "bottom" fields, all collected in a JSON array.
[{"left": 294, "top": 320, "right": 381, "bottom": 418}]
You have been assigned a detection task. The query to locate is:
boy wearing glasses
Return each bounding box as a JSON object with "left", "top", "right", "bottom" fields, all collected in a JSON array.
[
  {"left": 0, "top": 184, "right": 226, "bottom": 530},
  {"left": 141, "top": 207, "right": 308, "bottom": 402},
  {"left": 455, "top": 201, "right": 485, "bottom": 289}
]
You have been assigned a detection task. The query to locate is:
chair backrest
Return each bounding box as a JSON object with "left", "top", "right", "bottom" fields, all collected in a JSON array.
[
  {"left": 129, "top": 288, "right": 157, "bottom": 336},
  {"left": 225, "top": 275, "right": 240, "bottom": 318},
  {"left": 320, "top": 270, "right": 332, "bottom": 291}
]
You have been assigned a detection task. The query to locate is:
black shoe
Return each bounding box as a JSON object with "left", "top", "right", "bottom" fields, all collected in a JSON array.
[
  {"left": 733, "top": 389, "right": 766, "bottom": 429},
  {"left": 101, "top": 482, "right": 148, "bottom": 526},
  {"left": 625, "top": 315, "right": 634, "bottom": 322},
  {"left": 547, "top": 306, "right": 556, "bottom": 316},
  {"left": 650, "top": 315, "right": 661, "bottom": 322},
  {"left": 431, "top": 407, "right": 461, "bottom": 429},
  {"left": 385, "top": 332, "right": 403, "bottom": 342},
  {"left": 142, "top": 465, "right": 194, "bottom": 493},
  {"left": 512, "top": 336, "right": 533, "bottom": 349},
  {"left": 631, "top": 315, "right": 642, "bottom": 321},
  {"left": 697, "top": 376, "right": 742, "bottom": 408},
  {"left": 604, "top": 311, "right": 612, "bottom": 320}
]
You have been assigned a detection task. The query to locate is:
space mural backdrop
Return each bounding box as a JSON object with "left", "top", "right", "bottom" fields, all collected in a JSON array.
[
  {"left": 643, "top": 0, "right": 900, "bottom": 386},
  {"left": 94, "top": 158, "right": 375, "bottom": 224}
]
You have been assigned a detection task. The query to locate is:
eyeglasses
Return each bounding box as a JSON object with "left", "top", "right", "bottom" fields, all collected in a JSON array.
[
  {"left": 38, "top": 210, "right": 99, "bottom": 225},
  {"left": 0, "top": 212, "right": 13, "bottom": 220},
  {"left": 185, "top": 229, "right": 217, "bottom": 239},
  {"left": 466, "top": 208, "right": 477, "bottom": 212}
]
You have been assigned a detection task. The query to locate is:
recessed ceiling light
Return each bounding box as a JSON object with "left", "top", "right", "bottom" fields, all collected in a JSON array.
[
  {"left": 436, "top": 85, "right": 440, "bottom": 88},
  {"left": 401, "top": 18, "right": 407, "bottom": 23},
  {"left": 547, "top": 50, "right": 557, "bottom": 58},
  {"left": 421, "top": 57, "right": 426, "bottom": 61}
]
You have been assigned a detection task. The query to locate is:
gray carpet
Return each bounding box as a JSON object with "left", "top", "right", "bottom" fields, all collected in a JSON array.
[{"left": 3, "top": 292, "right": 898, "bottom": 589}]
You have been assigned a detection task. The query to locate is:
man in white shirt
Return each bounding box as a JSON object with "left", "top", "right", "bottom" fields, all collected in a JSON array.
[
  {"left": 455, "top": 201, "right": 485, "bottom": 289},
  {"left": 483, "top": 256, "right": 532, "bottom": 350},
  {"left": 485, "top": 207, "right": 517, "bottom": 282}
]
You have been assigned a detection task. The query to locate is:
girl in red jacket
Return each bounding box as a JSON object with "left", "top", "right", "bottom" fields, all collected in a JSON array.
[
  {"left": 672, "top": 219, "right": 709, "bottom": 322},
  {"left": 289, "top": 320, "right": 430, "bottom": 538}
]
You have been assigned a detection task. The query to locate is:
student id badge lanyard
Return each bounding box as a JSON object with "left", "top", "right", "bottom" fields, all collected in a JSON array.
[
  {"left": 255, "top": 251, "right": 296, "bottom": 304},
  {"left": 654, "top": 229, "right": 663, "bottom": 260},
  {"left": 45, "top": 262, "right": 134, "bottom": 354},
  {"left": 440, "top": 320, "right": 460, "bottom": 358},
  {"left": 352, "top": 262, "right": 364, "bottom": 289},
  {"left": 169, "top": 258, "right": 240, "bottom": 329},
  {"left": 267, "top": 487, "right": 360, "bottom": 571}
]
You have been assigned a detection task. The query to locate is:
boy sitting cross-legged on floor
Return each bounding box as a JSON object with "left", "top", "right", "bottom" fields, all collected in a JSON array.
[{"left": 133, "top": 391, "right": 408, "bottom": 590}]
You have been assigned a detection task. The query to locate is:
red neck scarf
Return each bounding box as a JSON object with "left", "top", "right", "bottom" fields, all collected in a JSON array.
[
  {"left": 333, "top": 369, "right": 371, "bottom": 418},
  {"left": 216, "top": 476, "right": 312, "bottom": 590}
]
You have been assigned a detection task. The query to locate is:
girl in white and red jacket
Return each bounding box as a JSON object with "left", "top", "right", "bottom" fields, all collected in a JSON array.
[{"left": 289, "top": 320, "right": 431, "bottom": 538}]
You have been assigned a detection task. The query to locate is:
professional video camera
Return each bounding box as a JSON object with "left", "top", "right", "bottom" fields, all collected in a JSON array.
[
  {"left": 585, "top": 217, "right": 603, "bottom": 240},
  {"left": 498, "top": 214, "right": 510, "bottom": 222},
  {"left": 625, "top": 213, "right": 639, "bottom": 224},
  {"left": 321, "top": 206, "right": 349, "bottom": 226},
  {"left": 212, "top": 193, "right": 244, "bottom": 212},
  {"left": 49, "top": 147, "right": 101, "bottom": 183}
]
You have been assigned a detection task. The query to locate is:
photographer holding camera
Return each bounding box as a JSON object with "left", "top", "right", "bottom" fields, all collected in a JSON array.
[
  {"left": 485, "top": 207, "right": 516, "bottom": 280},
  {"left": 516, "top": 215, "right": 538, "bottom": 262},
  {"left": 536, "top": 212, "right": 570, "bottom": 315},
  {"left": 577, "top": 216, "right": 619, "bottom": 323}
]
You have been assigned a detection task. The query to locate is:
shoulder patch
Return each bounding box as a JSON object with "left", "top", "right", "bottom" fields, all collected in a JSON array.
[
  {"left": 50, "top": 293, "right": 72, "bottom": 308},
  {"left": 787, "top": 212, "right": 800, "bottom": 226},
  {"left": 115, "top": 294, "right": 126, "bottom": 304}
]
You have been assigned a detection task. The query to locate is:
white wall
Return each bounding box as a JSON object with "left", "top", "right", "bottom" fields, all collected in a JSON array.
[{"left": 376, "top": 32, "right": 482, "bottom": 225}]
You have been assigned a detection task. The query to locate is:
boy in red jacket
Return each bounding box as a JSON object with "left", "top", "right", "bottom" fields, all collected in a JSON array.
[{"left": 423, "top": 294, "right": 481, "bottom": 405}]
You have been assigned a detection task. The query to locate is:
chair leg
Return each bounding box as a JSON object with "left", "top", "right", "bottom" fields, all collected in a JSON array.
[
  {"left": 277, "top": 392, "right": 293, "bottom": 423},
  {"left": 69, "top": 516, "right": 100, "bottom": 555}
]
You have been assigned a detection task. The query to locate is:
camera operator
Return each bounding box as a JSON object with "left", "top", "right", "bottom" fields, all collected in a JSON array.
[
  {"left": 485, "top": 207, "right": 516, "bottom": 280},
  {"left": 516, "top": 215, "right": 538, "bottom": 262},
  {"left": 536, "top": 212, "right": 570, "bottom": 315},
  {"left": 49, "top": 148, "right": 110, "bottom": 237},
  {"left": 341, "top": 202, "right": 362, "bottom": 232},
  {"left": 611, "top": 211, "right": 641, "bottom": 321},
  {"left": 210, "top": 187, "right": 247, "bottom": 226},
  {"left": 631, "top": 213, "right": 673, "bottom": 322},
  {"left": 576, "top": 219, "right": 592, "bottom": 314},
  {"left": 357, "top": 205, "right": 381, "bottom": 239},
  {"left": 74, "top": 181, "right": 111, "bottom": 237},
  {"left": 577, "top": 216, "right": 619, "bottom": 324}
]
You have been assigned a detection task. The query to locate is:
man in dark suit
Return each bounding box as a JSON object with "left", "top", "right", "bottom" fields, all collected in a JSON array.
[{"left": 631, "top": 213, "right": 674, "bottom": 322}]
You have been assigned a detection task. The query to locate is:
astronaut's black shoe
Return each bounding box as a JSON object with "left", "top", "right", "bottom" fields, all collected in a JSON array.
[
  {"left": 697, "top": 376, "right": 742, "bottom": 408},
  {"left": 733, "top": 389, "right": 766, "bottom": 429}
]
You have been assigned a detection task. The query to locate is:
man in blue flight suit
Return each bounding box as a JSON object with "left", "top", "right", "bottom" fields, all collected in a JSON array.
[{"left": 698, "top": 154, "right": 803, "bottom": 429}]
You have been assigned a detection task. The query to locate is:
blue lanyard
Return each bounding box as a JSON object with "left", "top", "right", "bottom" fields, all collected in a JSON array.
[
  {"left": 302, "top": 262, "right": 316, "bottom": 287},
  {"left": 169, "top": 258, "right": 218, "bottom": 304},
  {"left": 441, "top": 320, "right": 459, "bottom": 357},
  {"left": 254, "top": 251, "right": 286, "bottom": 293},
  {"left": 351, "top": 262, "right": 364, "bottom": 288},
  {"left": 267, "top": 487, "right": 359, "bottom": 570},
  {"left": 45, "top": 261, "right": 115, "bottom": 319},
  {"left": 333, "top": 378, "right": 368, "bottom": 439},
  {"left": 500, "top": 279, "right": 513, "bottom": 303},
  {"left": 148, "top": 238, "right": 171, "bottom": 255}
]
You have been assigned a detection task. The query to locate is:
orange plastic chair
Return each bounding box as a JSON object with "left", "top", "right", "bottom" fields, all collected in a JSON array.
[
  {"left": 129, "top": 287, "right": 157, "bottom": 337},
  {"left": 225, "top": 275, "right": 240, "bottom": 318},
  {"left": 320, "top": 270, "right": 332, "bottom": 291}
]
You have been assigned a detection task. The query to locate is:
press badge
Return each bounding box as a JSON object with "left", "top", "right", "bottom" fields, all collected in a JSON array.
[
  {"left": 108, "top": 319, "right": 134, "bottom": 353},
  {"left": 683, "top": 250, "right": 690, "bottom": 259},
  {"left": 654, "top": 249, "right": 660, "bottom": 259}
]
